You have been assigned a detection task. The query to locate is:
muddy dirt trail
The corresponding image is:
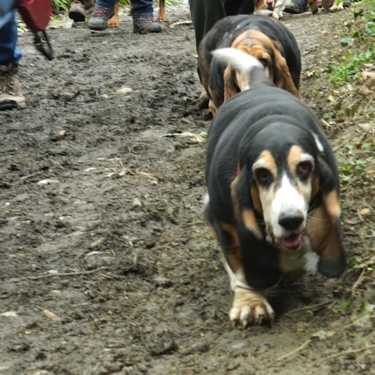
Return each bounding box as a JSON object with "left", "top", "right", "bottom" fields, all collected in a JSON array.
[{"left": 1, "top": 2, "right": 374, "bottom": 374}]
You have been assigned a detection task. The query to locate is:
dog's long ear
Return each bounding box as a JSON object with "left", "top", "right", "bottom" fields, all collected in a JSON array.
[
  {"left": 255, "top": 0, "right": 267, "bottom": 10},
  {"left": 307, "top": 156, "right": 346, "bottom": 277},
  {"left": 208, "top": 53, "right": 235, "bottom": 112},
  {"left": 223, "top": 65, "right": 241, "bottom": 103},
  {"left": 272, "top": 42, "right": 300, "bottom": 98},
  {"left": 231, "top": 166, "right": 281, "bottom": 289}
]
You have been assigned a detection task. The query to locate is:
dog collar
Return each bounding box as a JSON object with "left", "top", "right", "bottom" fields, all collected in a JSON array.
[{"left": 236, "top": 162, "right": 241, "bottom": 175}]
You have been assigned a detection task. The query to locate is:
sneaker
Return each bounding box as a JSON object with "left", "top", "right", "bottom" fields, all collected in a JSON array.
[
  {"left": 69, "top": 1, "right": 86, "bottom": 22},
  {"left": 88, "top": 3, "right": 114, "bottom": 30},
  {"left": 284, "top": 1, "right": 309, "bottom": 13},
  {"left": 0, "top": 64, "right": 25, "bottom": 110},
  {"left": 133, "top": 15, "right": 161, "bottom": 34}
]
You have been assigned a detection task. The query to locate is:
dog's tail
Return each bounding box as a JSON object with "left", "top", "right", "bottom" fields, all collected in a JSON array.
[{"left": 212, "top": 48, "right": 270, "bottom": 92}]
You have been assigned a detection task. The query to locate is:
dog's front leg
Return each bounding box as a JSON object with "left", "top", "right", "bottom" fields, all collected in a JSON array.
[
  {"left": 108, "top": 3, "right": 119, "bottom": 27},
  {"left": 230, "top": 286, "right": 275, "bottom": 327},
  {"left": 272, "top": 0, "right": 286, "bottom": 19}
]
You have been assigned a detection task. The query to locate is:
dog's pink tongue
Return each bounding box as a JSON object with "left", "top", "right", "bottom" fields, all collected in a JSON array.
[{"left": 281, "top": 233, "right": 302, "bottom": 249}]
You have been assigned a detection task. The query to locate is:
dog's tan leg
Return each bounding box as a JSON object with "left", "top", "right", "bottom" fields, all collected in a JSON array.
[
  {"left": 230, "top": 286, "right": 275, "bottom": 327},
  {"left": 108, "top": 3, "right": 119, "bottom": 27},
  {"left": 157, "top": 0, "right": 165, "bottom": 22}
]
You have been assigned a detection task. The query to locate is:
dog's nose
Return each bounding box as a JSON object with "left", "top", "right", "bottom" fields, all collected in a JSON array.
[{"left": 278, "top": 212, "right": 304, "bottom": 231}]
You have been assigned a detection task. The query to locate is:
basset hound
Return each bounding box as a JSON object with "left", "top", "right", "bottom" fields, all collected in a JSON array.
[
  {"left": 204, "top": 48, "right": 346, "bottom": 327},
  {"left": 197, "top": 14, "right": 301, "bottom": 115},
  {"left": 108, "top": 1, "right": 165, "bottom": 27}
]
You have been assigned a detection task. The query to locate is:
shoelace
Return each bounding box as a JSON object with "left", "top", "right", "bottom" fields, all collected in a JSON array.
[
  {"left": 94, "top": 6, "right": 111, "bottom": 17},
  {"left": 0, "top": 74, "right": 14, "bottom": 94}
]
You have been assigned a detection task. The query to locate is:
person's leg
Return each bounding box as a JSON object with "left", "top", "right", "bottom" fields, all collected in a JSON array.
[
  {"left": 131, "top": 0, "right": 153, "bottom": 18},
  {"left": 131, "top": 0, "right": 161, "bottom": 34},
  {"left": 88, "top": 0, "right": 117, "bottom": 30},
  {"left": 284, "top": 0, "right": 309, "bottom": 13},
  {"left": 189, "top": 0, "right": 226, "bottom": 51},
  {"left": 0, "top": 10, "right": 25, "bottom": 110},
  {"left": 0, "top": 10, "right": 21, "bottom": 66}
]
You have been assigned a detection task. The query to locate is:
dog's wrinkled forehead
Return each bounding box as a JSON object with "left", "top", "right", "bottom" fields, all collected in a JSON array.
[
  {"left": 242, "top": 122, "right": 319, "bottom": 171},
  {"left": 252, "top": 146, "right": 311, "bottom": 177},
  {"left": 232, "top": 29, "right": 275, "bottom": 52}
]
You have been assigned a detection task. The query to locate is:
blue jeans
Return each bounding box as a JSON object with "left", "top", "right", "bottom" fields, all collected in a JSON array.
[
  {"left": 0, "top": 10, "right": 21, "bottom": 65},
  {"left": 96, "top": 0, "right": 154, "bottom": 19}
]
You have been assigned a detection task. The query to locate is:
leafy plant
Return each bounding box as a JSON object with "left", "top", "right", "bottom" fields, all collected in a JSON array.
[
  {"left": 329, "top": 0, "right": 375, "bottom": 84},
  {"left": 337, "top": 139, "right": 375, "bottom": 188},
  {"left": 51, "top": 0, "right": 70, "bottom": 11},
  {"left": 330, "top": 50, "right": 375, "bottom": 83}
]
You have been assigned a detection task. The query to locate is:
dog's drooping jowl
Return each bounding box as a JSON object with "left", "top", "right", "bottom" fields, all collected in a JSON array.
[
  {"left": 204, "top": 48, "right": 345, "bottom": 327},
  {"left": 198, "top": 14, "right": 301, "bottom": 115}
]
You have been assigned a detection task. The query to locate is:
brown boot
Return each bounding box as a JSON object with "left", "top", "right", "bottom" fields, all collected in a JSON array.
[
  {"left": 0, "top": 64, "right": 25, "bottom": 110},
  {"left": 83, "top": 0, "right": 94, "bottom": 20},
  {"left": 69, "top": 0, "right": 94, "bottom": 22}
]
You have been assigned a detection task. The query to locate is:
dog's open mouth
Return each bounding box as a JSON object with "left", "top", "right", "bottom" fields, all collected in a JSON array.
[{"left": 280, "top": 233, "right": 303, "bottom": 249}]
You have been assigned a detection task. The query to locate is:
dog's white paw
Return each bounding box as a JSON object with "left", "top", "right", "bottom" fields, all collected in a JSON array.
[
  {"left": 272, "top": 10, "right": 283, "bottom": 19},
  {"left": 329, "top": 3, "right": 344, "bottom": 10},
  {"left": 229, "top": 287, "right": 275, "bottom": 327}
]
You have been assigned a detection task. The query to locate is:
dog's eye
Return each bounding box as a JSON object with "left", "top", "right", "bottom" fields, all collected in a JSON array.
[
  {"left": 258, "top": 58, "right": 268, "bottom": 67},
  {"left": 255, "top": 168, "right": 273, "bottom": 185},
  {"left": 297, "top": 161, "right": 312, "bottom": 179}
]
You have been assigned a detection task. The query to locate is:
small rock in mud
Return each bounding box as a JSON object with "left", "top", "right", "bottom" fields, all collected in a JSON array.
[{"left": 149, "top": 340, "right": 178, "bottom": 355}]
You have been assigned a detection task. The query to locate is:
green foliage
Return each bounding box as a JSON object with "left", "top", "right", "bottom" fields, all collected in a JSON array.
[
  {"left": 329, "top": 50, "right": 374, "bottom": 83},
  {"left": 329, "top": 0, "right": 375, "bottom": 84},
  {"left": 51, "top": 0, "right": 70, "bottom": 11},
  {"left": 338, "top": 141, "right": 374, "bottom": 189}
]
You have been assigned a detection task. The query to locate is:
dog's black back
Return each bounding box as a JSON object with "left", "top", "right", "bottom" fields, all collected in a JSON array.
[{"left": 200, "top": 14, "right": 301, "bottom": 89}]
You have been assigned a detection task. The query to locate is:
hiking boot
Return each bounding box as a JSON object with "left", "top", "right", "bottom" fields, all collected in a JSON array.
[
  {"left": 88, "top": 3, "right": 114, "bottom": 30},
  {"left": 133, "top": 15, "right": 161, "bottom": 34},
  {"left": 0, "top": 64, "right": 25, "bottom": 110},
  {"left": 284, "top": 0, "right": 309, "bottom": 13},
  {"left": 69, "top": 1, "right": 86, "bottom": 22}
]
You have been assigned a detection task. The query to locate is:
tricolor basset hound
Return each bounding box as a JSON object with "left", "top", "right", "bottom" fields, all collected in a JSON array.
[
  {"left": 204, "top": 48, "right": 346, "bottom": 327},
  {"left": 197, "top": 14, "right": 301, "bottom": 115}
]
